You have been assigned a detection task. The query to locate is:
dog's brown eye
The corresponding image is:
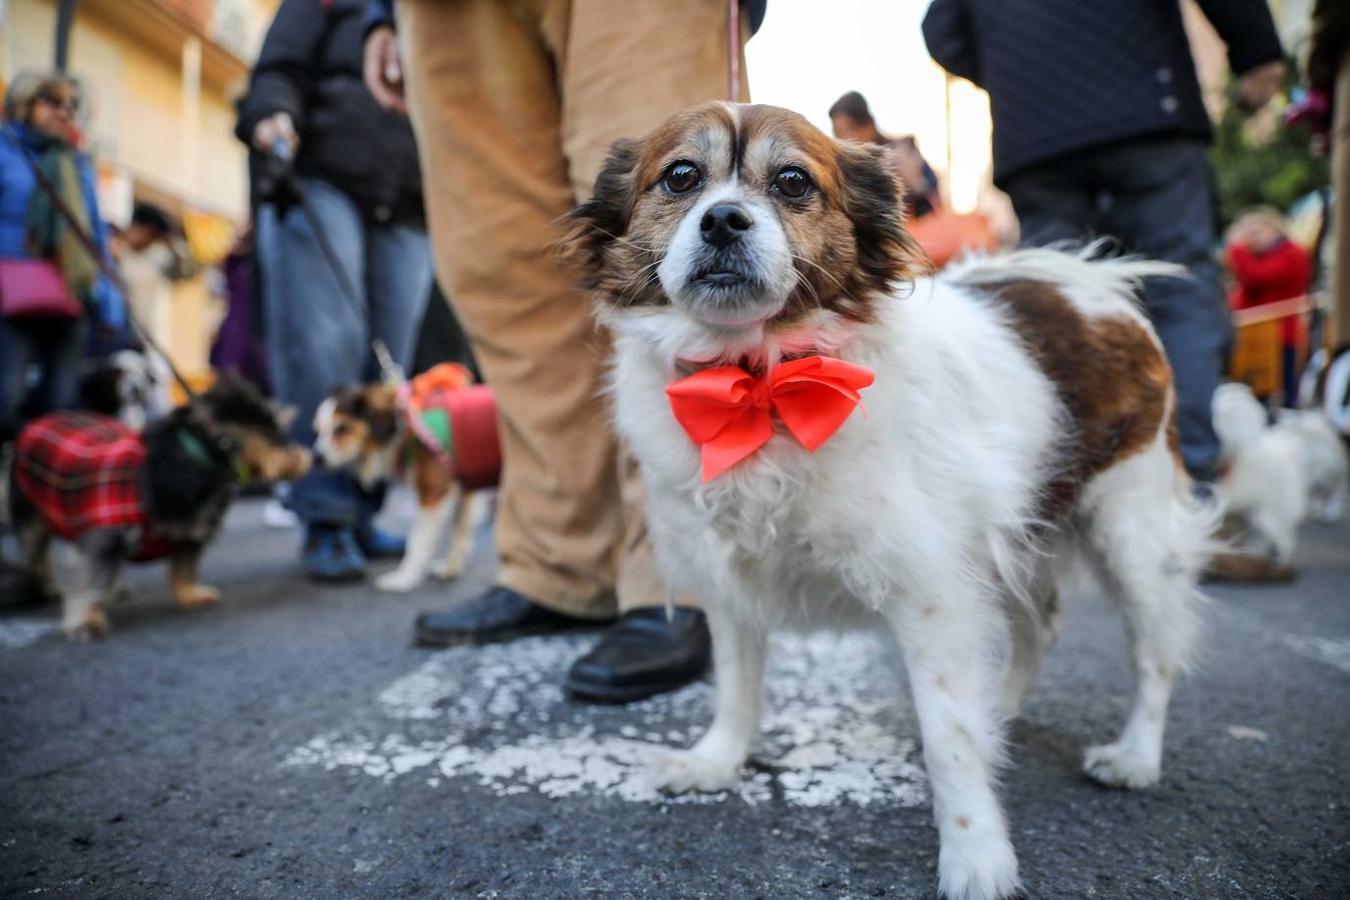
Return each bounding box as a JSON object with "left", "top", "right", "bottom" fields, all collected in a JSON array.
[
  {"left": 333, "top": 423, "right": 350, "bottom": 437},
  {"left": 662, "top": 161, "right": 702, "bottom": 194},
  {"left": 773, "top": 166, "right": 811, "bottom": 198}
]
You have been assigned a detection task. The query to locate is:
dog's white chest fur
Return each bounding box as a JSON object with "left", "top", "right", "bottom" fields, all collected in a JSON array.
[{"left": 611, "top": 277, "right": 1062, "bottom": 627}]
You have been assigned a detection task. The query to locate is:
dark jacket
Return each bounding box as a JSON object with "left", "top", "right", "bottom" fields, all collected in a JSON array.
[
  {"left": 922, "top": 0, "right": 1283, "bottom": 186},
  {"left": 1308, "top": 0, "right": 1350, "bottom": 87},
  {"left": 237, "top": 0, "right": 423, "bottom": 227}
]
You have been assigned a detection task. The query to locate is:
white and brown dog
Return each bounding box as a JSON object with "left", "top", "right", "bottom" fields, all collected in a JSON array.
[
  {"left": 565, "top": 102, "right": 1215, "bottom": 900},
  {"left": 312, "top": 367, "right": 498, "bottom": 593}
]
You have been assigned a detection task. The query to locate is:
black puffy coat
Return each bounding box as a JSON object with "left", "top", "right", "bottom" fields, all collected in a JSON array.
[
  {"left": 236, "top": 0, "right": 423, "bottom": 226},
  {"left": 922, "top": 0, "right": 1283, "bottom": 186}
]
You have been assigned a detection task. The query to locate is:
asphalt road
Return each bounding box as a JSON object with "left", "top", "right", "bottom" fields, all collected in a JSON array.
[{"left": 2, "top": 493, "right": 1348, "bottom": 899}]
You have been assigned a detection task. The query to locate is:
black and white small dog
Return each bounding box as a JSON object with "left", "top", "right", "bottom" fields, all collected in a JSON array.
[{"left": 8, "top": 375, "right": 310, "bottom": 638}]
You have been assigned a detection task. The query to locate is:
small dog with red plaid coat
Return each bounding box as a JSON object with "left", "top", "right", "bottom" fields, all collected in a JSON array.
[{"left": 6, "top": 375, "right": 311, "bottom": 638}]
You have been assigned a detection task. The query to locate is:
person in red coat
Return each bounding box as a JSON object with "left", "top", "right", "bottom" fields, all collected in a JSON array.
[{"left": 1225, "top": 207, "right": 1313, "bottom": 406}]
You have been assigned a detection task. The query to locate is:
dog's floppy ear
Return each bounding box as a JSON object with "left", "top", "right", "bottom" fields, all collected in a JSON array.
[
  {"left": 835, "top": 141, "right": 928, "bottom": 296},
  {"left": 359, "top": 387, "right": 399, "bottom": 445},
  {"left": 369, "top": 409, "right": 398, "bottom": 444},
  {"left": 562, "top": 137, "right": 643, "bottom": 289}
]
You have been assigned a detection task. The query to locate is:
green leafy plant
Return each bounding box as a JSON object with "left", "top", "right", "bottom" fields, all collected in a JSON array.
[{"left": 1210, "top": 60, "right": 1330, "bottom": 231}]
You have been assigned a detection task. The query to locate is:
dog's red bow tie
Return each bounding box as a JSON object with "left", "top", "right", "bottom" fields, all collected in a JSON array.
[{"left": 666, "top": 356, "right": 875, "bottom": 481}]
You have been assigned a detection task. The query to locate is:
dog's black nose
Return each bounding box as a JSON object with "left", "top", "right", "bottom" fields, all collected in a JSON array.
[{"left": 700, "top": 203, "right": 753, "bottom": 248}]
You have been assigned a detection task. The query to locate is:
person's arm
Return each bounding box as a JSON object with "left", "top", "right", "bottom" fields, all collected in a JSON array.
[
  {"left": 1195, "top": 0, "right": 1285, "bottom": 110},
  {"left": 1195, "top": 0, "right": 1284, "bottom": 74},
  {"left": 363, "top": 0, "right": 395, "bottom": 40},
  {"left": 75, "top": 154, "right": 129, "bottom": 330},
  {"left": 362, "top": 0, "right": 405, "bottom": 114},
  {"left": 235, "top": 0, "right": 326, "bottom": 151},
  {"left": 922, "top": 0, "right": 981, "bottom": 86}
]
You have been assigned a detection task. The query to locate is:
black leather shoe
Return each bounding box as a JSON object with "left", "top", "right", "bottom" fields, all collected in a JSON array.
[
  {"left": 414, "top": 585, "right": 589, "bottom": 648},
  {"left": 565, "top": 608, "right": 711, "bottom": 704}
]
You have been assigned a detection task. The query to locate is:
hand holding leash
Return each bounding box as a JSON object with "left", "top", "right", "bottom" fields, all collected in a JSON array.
[{"left": 261, "top": 135, "right": 403, "bottom": 387}]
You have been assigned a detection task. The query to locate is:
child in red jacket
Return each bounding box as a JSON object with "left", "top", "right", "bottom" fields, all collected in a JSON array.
[{"left": 1225, "top": 207, "right": 1313, "bottom": 406}]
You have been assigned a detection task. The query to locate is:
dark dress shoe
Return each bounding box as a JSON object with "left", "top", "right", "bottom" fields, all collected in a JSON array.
[
  {"left": 565, "top": 608, "right": 711, "bottom": 704},
  {"left": 414, "top": 585, "right": 589, "bottom": 648}
]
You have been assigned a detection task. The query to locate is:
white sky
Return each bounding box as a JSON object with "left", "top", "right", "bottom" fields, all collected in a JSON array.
[{"left": 745, "top": 0, "right": 994, "bottom": 212}]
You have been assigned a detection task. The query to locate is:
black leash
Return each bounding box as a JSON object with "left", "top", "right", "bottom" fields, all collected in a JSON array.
[
  {"left": 1, "top": 125, "right": 203, "bottom": 405},
  {"left": 266, "top": 139, "right": 402, "bottom": 384},
  {"left": 0, "top": 126, "right": 235, "bottom": 459}
]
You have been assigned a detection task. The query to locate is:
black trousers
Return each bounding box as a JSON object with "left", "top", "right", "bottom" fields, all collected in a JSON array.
[{"left": 1004, "top": 137, "right": 1229, "bottom": 482}]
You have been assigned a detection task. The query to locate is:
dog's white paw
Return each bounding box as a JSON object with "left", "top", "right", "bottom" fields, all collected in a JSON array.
[
  {"left": 1083, "top": 741, "right": 1161, "bottom": 789},
  {"left": 62, "top": 608, "right": 110, "bottom": 641},
  {"left": 431, "top": 559, "right": 465, "bottom": 581},
  {"left": 651, "top": 750, "right": 741, "bottom": 794},
  {"left": 375, "top": 568, "right": 424, "bottom": 593},
  {"left": 175, "top": 584, "right": 221, "bottom": 609},
  {"left": 938, "top": 836, "right": 1022, "bottom": 900}
]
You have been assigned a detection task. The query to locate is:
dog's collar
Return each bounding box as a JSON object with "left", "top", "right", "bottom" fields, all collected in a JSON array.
[
  {"left": 176, "top": 427, "right": 217, "bottom": 467},
  {"left": 175, "top": 427, "right": 243, "bottom": 480},
  {"left": 666, "top": 355, "right": 875, "bottom": 480},
  {"left": 674, "top": 351, "right": 825, "bottom": 379}
]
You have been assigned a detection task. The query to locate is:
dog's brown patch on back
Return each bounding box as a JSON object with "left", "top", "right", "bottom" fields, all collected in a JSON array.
[{"left": 990, "top": 280, "right": 1175, "bottom": 517}]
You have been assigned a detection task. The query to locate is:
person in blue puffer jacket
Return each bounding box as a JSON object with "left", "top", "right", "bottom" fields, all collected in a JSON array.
[{"left": 1, "top": 71, "right": 126, "bottom": 442}]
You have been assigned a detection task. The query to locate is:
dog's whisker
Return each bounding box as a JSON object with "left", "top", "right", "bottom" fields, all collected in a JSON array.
[{"left": 791, "top": 253, "right": 848, "bottom": 294}]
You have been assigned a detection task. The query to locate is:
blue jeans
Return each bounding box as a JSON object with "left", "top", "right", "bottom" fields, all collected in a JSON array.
[
  {"left": 1004, "top": 137, "right": 1230, "bottom": 482},
  {"left": 0, "top": 315, "right": 89, "bottom": 442},
  {"left": 257, "top": 178, "right": 432, "bottom": 527}
]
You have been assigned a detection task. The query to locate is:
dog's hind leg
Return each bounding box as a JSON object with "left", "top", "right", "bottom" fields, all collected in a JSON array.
[
  {"left": 1000, "top": 569, "right": 1058, "bottom": 720},
  {"left": 17, "top": 517, "right": 59, "bottom": 601},
  {"left": 377, "top": 484, "right": 456, "bottom": 593},
  {"left": 1080, "top": 441, "right": 1207, "bottom": 789},
  {"left": 62, "top": 530, "right": 127, "bottom": 639},
  {"left": 889, "top": 581, "right": 1022, "bottom": 900},
  {"left": 653, "top": 603, "right": 766, "bottom": 794},
  {"left": 170, "top": 545, "right": 220, "bottom": 608},
  {"left": 432, "top": 486, "right": 477, "bottom": 581}
]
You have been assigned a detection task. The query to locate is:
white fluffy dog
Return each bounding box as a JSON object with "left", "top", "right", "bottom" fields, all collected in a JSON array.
[
  {"left": 565, "top": 102, "right": 1215, "bottom": 900},
  {"left": 1212, "top": 382, "right": 1347, "bottom": 576}
]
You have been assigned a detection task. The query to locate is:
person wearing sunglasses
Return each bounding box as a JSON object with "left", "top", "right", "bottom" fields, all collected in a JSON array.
[{"left": 0, "top": 71, "right": 126, "bottom": 443}]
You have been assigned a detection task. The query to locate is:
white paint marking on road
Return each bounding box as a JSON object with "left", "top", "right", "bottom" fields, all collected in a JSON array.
[
  {"left": 1225, "top": 725, "right": 1268, "bottom": 742},
  {"left": 286, "top": 632, "right": 928, "bottom": 808},
  {"left": 1283, "top": 635, "right": 1350, "bottom": 675},
  {"left": 0, "top": 619, "right": 60, "bottom": 650}
]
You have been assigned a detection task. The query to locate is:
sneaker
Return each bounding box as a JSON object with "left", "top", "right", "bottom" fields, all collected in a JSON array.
[
  {"left": 263, "top": 498, "right": 300, "bottom": 529},
  {"left": 355, "top": 521, "right": 407, "bottom": 559},
  {"left": 302, "top": 526, "right": 366, "bottom": 581}
]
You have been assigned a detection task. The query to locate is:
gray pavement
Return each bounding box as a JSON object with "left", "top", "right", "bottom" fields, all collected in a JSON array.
[{"left": 1, "top": 493, "right": 1348, "bottom": 899}]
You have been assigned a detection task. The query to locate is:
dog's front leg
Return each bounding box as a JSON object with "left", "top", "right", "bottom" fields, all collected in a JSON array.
[
  {"left": 376, "top": 487, "right": 456, "bottom": 593},
  {"left": 889, "top": 591, "right": 1021, "bottom": 900},
  {"left": 432, "top": 486, "right": 477, "bottom": 581},
  {"left": 170, "top": 545, "right": 220, "bottom": 608},
  {"left": 654, "top": 603, "right": 766, "bottom": 794},
  {"left": 62, "top": 530, "right": 127, "bottom": 639}
]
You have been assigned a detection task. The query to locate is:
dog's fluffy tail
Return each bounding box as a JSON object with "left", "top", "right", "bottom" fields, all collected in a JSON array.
[{"left": 940, "top": 240, "right": 1185, "bottom": 317}]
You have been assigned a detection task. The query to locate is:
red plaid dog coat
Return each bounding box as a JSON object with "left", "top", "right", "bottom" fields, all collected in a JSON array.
[{"left": 14, "top": 412, "right": 172, "bottom": 560}]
